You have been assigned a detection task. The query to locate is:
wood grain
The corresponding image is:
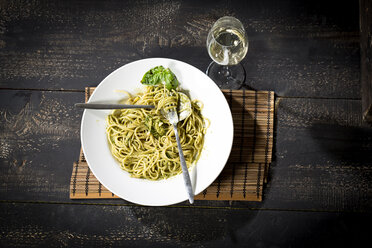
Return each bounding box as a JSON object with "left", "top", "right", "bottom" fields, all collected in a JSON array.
[
  {"left": 0, "top": 0, "right": 360, "bottom": 98},
  {"left": 360, "top": 0, "right": 372, "bottom": 121},
  {"left": 0, "top": 90, "right": 83, "bottom": 201},
  {"left": 0, "top": 202, "right": 371, "bottom": 247}
]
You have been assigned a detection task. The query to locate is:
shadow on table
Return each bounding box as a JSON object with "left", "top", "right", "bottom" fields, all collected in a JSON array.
[
  {"left": 308, "top": 123, "right": 372, "bottom": 165},
  {"left": 276, "top": 97, "right": 372, "bottom": 166}
]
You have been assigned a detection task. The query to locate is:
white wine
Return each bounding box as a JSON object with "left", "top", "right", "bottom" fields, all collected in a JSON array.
[
  {"left": 208, "top": 27, "right": 248, "bottom": 65},
  {"left": 206, "top": 16, "right": 248, "bottom": 89}
]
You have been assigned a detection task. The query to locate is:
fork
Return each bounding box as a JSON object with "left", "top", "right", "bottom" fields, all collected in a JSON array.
[{"left": 164, "top": 108, "right": 194, "bottom": 204}]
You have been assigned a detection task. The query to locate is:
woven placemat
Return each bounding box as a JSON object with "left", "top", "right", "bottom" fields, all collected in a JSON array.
[{"left": 70, "top": 87, "right": 275, "bottom": 201}]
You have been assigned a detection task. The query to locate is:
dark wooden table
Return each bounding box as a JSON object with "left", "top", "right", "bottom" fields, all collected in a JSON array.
[{"left": 1, "top": 0, "right": 372, "bottom": 247}]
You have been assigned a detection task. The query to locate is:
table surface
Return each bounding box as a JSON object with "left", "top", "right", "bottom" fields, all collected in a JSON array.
[{"left": 1, "top": 0, "right": 372, "bottom": 247}]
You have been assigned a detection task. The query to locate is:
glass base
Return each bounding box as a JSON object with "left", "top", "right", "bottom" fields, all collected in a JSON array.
[{"left": 206, "top": 62, "right": 246, "bottom": 90}]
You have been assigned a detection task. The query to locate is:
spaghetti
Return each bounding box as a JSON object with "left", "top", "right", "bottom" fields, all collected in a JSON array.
[{"left": 106, "top": 85, "right": 207, "bottom": 180}]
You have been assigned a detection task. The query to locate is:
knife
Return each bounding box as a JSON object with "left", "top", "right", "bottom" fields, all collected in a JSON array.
[{"left": 75, "top": 103, "right": 155, "bottom": 109}]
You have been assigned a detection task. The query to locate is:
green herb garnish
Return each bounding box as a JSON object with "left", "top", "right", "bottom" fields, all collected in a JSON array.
[{"left": 141, "top": 66, "right": 179, "bottom": 90}]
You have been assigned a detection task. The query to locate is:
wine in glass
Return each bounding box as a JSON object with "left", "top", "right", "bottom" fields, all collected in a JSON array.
[{"left": 206, "top": 16, "right": 249, "bottom": 89}]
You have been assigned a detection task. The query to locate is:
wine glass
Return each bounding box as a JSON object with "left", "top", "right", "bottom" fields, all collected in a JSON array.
[{"left": 206, "top": 16, "right": 249, "bottom": 89}]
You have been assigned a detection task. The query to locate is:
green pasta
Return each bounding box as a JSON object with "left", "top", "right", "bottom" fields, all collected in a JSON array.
[{"left": 106, "top": 85, "right": 207, "bottom": 180}]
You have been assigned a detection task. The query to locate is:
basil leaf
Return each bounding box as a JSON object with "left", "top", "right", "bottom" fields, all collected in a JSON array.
[
  {"left": 141, "top": 66, "right": 165, "bottom": 85},
  {"left": 163, "top": 68, "right": 179, "bottom": 90},
  {"left": 140, "top": 66, "right": 179, "bottom": 90}
]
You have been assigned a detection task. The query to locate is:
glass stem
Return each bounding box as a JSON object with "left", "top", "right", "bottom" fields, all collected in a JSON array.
[{"left": 220, "top": 66, "right": 231, "bottom": 77}]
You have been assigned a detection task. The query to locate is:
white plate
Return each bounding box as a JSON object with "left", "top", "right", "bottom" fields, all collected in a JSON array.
[{"left": 81, "top": 58, "right": 233, "bottom": 206}]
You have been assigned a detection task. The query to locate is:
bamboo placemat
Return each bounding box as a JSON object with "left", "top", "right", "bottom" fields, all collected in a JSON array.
[{"left": 70, "top": 87, "right": 275, "bottom": 202}]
